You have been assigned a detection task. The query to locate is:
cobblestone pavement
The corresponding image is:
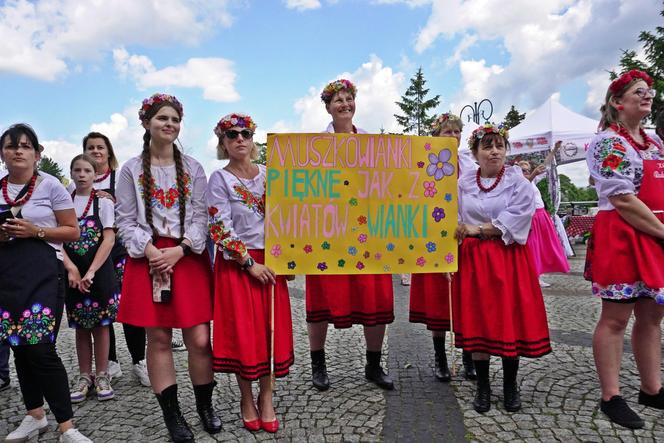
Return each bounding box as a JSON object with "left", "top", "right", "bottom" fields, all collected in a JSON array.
[{"left": 2, "top": 245, "right": 664, "bottom": 442}]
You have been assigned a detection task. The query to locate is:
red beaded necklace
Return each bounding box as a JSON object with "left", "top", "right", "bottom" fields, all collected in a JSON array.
[
  {"left": 1, "top": 173, "right": 38, "bottom": 207},
  {"left": 610, "top": 123, "right": 653, "bottom": 151},
  {"left": 72, "top": 189, "right": 95, "bottom": 220},
  {"left": 476, "top": 166, "right": 506, "bottom": 193},
  {"left": 94, "top": 169, "right": 111, "bottom": 184}
]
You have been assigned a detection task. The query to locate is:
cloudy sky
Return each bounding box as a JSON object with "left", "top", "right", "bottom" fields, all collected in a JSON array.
[{"left": 0, "top": 0, "right": 661, "bottom": 185}]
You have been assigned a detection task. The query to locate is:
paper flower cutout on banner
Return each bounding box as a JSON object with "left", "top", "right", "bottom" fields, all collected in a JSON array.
[
  {"left": 287, "top": 261, "right": 296, "bottom": 270},
  {"left": 363, "top": 251, "right": 370, "bottom": 259},
  {"left": 338, "top": 259, "right": 346, "bottom": 267},
  {"left": 348, "top": 246, "right": 358, "bottom": 256},
  {"left": 358, "top": 233, "right": 368, "bottom": 243},
  {"left": 426, "top": 242, "right": 436, "bottom": 253},
  {"left": 445, "top": 253, "right": 455, "bottom": 264},
  {"left": 423, "top": 181, "right": 437, "bottom": 198},
  {"left": 317, "top": 262, "right": 328, "bottom": 271},
  {"left": 424, "top": 142, "right": 432, "bottom": 151},
  {"left": 427, "top": 149, "right": 455, "bottom": 180},
  {"left": 445, "top": 193, "right": 453, "bottom": 202},
  {"left": 374, "top": 253, "right": 382, "bottom": 260},
  {"left": 432, "top": 207, "right": 446, "bottom": 222},
  {"left": 344, "top": 180, "right": 350, "bottom": 186},
  {"left": 386, "top": 243, "right": 395, "bottom": 251},
  {"left": 356, "top": 261, "right": 365, "bottom": 270},
  {"left": 417, "top": 161, "right": 425, "bottom": 168},
  {"left": 303, "top": 244, "right": 313, "bottom": 253},
  {"left": 408, "top": 244, "right": 414, "bottom": 250},
  {"left": 349, "top": 197, "right": 358, "bottom": 206},
  {"left": 383, "top": 265, "right": 391, "bottom": 272},
  {"left": 321, "top": 241, "right": 331, "bottom": 250},
  {"left": 440, "top": 230, "right": 448, "bottom": 238},
  {"left": 290, "top": 243, "right": 295, "bottom": 248},
  {"left": 398, "top": 258, "right": 405, "bottom": 264},
  {"left": 357, "top": 215, "right": 367, "bottom": 225},
  {"left": 270, "top": 244, "right": 282, "bottom": 257},
  {"left": 416, "top": 257, "right": 426, "bottom": 267}
]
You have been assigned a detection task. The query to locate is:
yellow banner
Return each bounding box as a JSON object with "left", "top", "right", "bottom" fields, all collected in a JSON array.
[{"left": 265, "top": 133, "right": 458, "bottom": 275}]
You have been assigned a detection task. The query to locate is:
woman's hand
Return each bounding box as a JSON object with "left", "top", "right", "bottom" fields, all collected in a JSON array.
[
  {"left": 455, "top": 223, "right": 481, "bottom": 242},
  {"left": 149, "top": 246, "right": 184, "bottom": 274},
  {"left": 95, "top": 190, "right": 116, "bottom": 203},
  {"left": 247, "top": 263, "right": 277, "bottom": 285},
  {"left": 78, "top": 270, "right": 95, "bottom": 293},
  {"left": 2, "top": 218, "right": 39, "bottom": 238},
  {"left": 67, "top": 267, "right": 82, "bottom": 289}
]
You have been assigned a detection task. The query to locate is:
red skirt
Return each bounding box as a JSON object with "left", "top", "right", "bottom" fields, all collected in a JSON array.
[
  {"left": 117, "top": 237, "right": 213, "bottom": 328},
  {"left": 212, "top": 250, "right": 293, "bottom": 380},
  {"left": 409, "top": 273, "right": 453, "bottom": 331},
  {"left": 454, "top": 238, "right": 551, "bottom": 358},
  {"left": 585, "top": 210, "right": 664, "bottom": 288},
  {"left": 527, "top": 208, "right": 570, "bottom": 275},
  {"left": 306, "top": 274, "right": 394, "bottom": 328}
]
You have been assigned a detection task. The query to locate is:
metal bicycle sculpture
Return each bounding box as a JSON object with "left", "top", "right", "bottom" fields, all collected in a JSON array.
[{"left": 459, "top": 99, "right": 494, "bottom": 124}]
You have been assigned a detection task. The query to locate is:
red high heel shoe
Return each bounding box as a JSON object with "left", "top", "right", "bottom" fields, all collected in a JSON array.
[
  {"left": 241, "top": 402, "right": 261, "bottom": 432},
  {"left": 258, "top": 394, "right": 280, "bottom": 433}
]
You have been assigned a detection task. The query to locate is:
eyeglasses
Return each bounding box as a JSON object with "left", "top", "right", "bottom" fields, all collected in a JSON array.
[
  {"left": 633, "top": 88, "right": 656, "bottom": 98},
  {"left": 225, "top": 129, "right": 254, "bottom": 139}
]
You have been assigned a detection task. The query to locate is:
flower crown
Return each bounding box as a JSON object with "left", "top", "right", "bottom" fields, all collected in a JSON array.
[
  {"left": 609, "top": 69, "right": 653, "bottom": 95},
  {"left": 431, "top": 112, "right": 463, "bottom": 134},
  {"left": 213, "top": 113, "right": 257, "bottom": 137},
  {"left": 320, "top": 79, "right": 357, "bottom": 103},
  {"left": 138, "top": 93, "right": 183, "bottom": 121},
  {"left": 468, "top": 122, "right": 509, "bottom": 149}
]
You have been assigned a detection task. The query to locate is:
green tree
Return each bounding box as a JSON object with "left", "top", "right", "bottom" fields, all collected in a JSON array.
[
  {"left": 254, "top": 142, "right": 267, "bottom": 166},
  {"left": 394, "top": 67, "right": 440, "bottom": 135},
  {"left": 38, "top": 155, "right": 64, "bottom": 181},
  {"left": 610, "top": 6, "right": 664, "bottom": 124},
  {"left": 536, "top": 174, "right": 597, "bottom": 214},
  {"left": 502, "top": 105, "right": 526, "bottom": 130}
]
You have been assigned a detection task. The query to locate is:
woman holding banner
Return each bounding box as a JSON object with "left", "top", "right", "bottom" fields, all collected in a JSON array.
[
  {"left": 454, "top": 123, "right": 551, "bottom": 414},
  {"left": 207, "top": 113, "right": 293, "bottom": 433},
  {"left": 586, "top": 69, "right": 664, "bottom": 429},
  {"left": 306, "top": 79, "right": 394, "bottom": 391},
  {"left": 409, "top": 112, "right": 476, "bottom": 382}
]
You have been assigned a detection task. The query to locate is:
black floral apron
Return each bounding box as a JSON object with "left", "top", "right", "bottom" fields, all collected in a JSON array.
[{"left": 63, "top": 195, "right": 119, "bottom": 329}]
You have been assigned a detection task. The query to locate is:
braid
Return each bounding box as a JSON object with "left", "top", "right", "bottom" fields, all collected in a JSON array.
[
  {"left": 173, "top": 146, "right": 187, "bottom": 239},
  {"left": 141, "top": 131, "right": 158, "bottom": 239}
]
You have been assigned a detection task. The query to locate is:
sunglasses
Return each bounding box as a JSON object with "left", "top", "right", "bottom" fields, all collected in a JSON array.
[{"left": 225, "top": 129, "right": 254, "bottom": 139}]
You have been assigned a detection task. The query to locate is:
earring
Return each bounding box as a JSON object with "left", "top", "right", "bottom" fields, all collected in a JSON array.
[{"left": 617, "top": 105, "right": 624, "bottom": 111}]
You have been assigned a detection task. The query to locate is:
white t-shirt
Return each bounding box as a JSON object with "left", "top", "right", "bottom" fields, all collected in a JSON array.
[
  {"left": 73, "top": 194, "right": 115, "bottom": 228},
  {"left": 0, "top": 172, "right": 74, "bottom": 260}
]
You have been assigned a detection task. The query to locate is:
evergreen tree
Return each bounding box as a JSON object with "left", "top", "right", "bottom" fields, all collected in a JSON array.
[
  {"left": 610, "top": 6, "right": 664, "bottom": 124},
  {"left": 502, "top": 105, "right": 526, "bottom": 130},
  {"left": 394, "top": 67, "right": 440, "bottom": 136},
  {"left": 38, "top": 155, "right": 64, "bottom": 181}
]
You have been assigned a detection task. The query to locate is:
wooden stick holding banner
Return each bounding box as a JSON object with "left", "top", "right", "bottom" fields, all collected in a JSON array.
[
  {"left": 448, "top": 274, "right": 457, "bottom": 377},
  {"left": 270, "top": 283, "right": 275, "bottom": 389}
]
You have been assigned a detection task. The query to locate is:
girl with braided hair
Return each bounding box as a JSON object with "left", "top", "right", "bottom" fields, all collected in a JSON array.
[{"left": 115, "top": 93, "right": 221, "bottom": 442}]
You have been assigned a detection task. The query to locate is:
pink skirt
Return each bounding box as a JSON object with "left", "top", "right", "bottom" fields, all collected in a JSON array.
[{"left": 527, "top": 208, "right": 570, "bottom": 275}]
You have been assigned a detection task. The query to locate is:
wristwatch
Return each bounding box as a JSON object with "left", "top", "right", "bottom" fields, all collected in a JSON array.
[
  {"left": 36, "top": 228, "right": 46, "bottom": 239},
  {"left": 179, "top": 243, "right": 192, "bottom": 256},
  {"left": 241, "top": 257, "right": 255, "bottom": 270}
]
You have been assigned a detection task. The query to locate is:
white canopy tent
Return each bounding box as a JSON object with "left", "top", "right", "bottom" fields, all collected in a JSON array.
[{"left": 509, "top": 98, "right": 599, "bottom": 165}]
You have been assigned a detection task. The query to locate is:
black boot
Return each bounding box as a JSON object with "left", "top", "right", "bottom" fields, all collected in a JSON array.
[
  {"left": 433, "top": 336, "right": 451, "bottom": 382},
  {"left": 365, "top": 351, "right": 394, "bottom": 390},
  {"left": 502, "top": 357, "right": 522, "bottom": 412},
  {"left": 462, "top": 351, "right": 476, "bottom": 380},
  {"left": 155, "top": 384, "right": 194, "bottom": 443},
  {"left": 472, "top": 359, "right": 491, "bottom": 413},
  {"left": 311, "top": 349, "right": 330, "bottom": 391},
  {"left": 193, "top": 381, "right": 222, "bottom": 434}
]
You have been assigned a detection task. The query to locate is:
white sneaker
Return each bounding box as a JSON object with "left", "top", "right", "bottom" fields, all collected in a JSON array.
[
  {"left": 5, "top": 415, "right": 48, "bottom": 442},
  {"left": 107, "top": 360, "right": 122, "bottom": 380},
  {"left": 95, "top": 372, "right": 114, "bottom": 401},
  {"left": 539, "top": 278, "right": 551, "bottom": 288},
  {"left": 131, "top": 360, "right": 151, "bottom": 387},
  {"left": 59, "top": 428, "right": 92, "bottom": 443},
  {"left": 70, "top": 374, "right": 93, "bottom": 404}
]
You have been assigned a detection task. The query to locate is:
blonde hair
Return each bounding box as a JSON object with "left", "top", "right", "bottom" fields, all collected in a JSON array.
[
  {"left": 599, "top": 78, "right": 644, "bottom": 130},
  {"left": 432, "top": 119, "right": 463, "bottom": 137}
]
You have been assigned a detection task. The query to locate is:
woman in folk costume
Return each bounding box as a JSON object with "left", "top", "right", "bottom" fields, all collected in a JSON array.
[
  {"left": 207, "top": 113, "right": 293, "bottom": 433},
  {"left": 0, "top": 124, "right": 92, "bottom": 442},
  {"left": 585, "top": 69, "right": 664, "bottom": 429},
  {"left": 115, "top": 93, "right": 221, "bottom": 442},
  {"left": 306, "top": 79, "right": 394, "bottom": 391},
  {"left": 409, "top": 112, "right": 476, "bottom": 382},
  {"left": 454, "top": 123, "right": 551, "bottom": 413}
]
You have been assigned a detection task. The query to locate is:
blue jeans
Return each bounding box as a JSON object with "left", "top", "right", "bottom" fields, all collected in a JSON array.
[{"left": 0, "top": 342, "right": 9, "bottom": 381}]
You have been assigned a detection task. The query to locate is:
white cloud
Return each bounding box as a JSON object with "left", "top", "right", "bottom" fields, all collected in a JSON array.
[
  {"left": 284, "top": 0, "right": 322, "bottom": 11},
  {"left": 414, "top": 0, "right": 662, "bottom": 117},
  {"left": 292, "top": 55, "right": 406, "bottom": 133},
  {"left": 40, "top": 140, "right": 80, "bottom": 178},
  {"left": 113, "top": 48, "right": 240, "bottom": 102},
  {"left": 0, "top": 0, "right": 233, "bottom": 81}
]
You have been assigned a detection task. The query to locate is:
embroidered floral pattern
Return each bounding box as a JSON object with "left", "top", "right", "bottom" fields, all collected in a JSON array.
[
  {"left": 232, "top": 184, "right": 265, "bottom": 217},
  {"left": 114, "top": 256, "right": 126, "bottom": 284},
  {"left": 17, "top": 303, "right": 56, "bottom": 345},
  {"left": 67, "top": 218, "right": 102, "bottom": 256},
  {"left": 207, "top": 206, "right": 247, "bottom": 259},
  {"left": 139, "top": 173, "right": 191, "bottom": 210},
  {"left": 0, "top": 308, "right": 14, "bottom": 342},
  {"left": 68, "top": 294, "right": 119, "bottom": 329},
  {"left": 597, "top": 138, "right": 630, "bottom": 176},
  {"left": 592, "top": 281, "right": 664, "bottom": 305}
]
